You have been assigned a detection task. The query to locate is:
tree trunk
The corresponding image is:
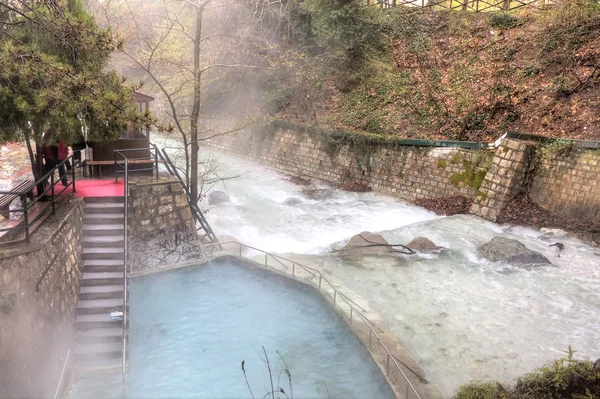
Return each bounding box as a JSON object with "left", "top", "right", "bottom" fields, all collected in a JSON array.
[
  {"left": 24, "top": 128, "right": 44, "bottom": 197},
  {"left": 189, "top": 2, "right": 204, "bottom": 207}
]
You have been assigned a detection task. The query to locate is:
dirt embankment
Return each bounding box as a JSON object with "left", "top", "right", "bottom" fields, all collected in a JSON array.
[{"left": 276, "top": 4, "right": 600, "bottom": 142}]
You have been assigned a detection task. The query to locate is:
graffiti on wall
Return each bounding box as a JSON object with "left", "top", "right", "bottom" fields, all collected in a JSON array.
[{"left": 129, "top": 221, "right": 204, "bottom": 274}]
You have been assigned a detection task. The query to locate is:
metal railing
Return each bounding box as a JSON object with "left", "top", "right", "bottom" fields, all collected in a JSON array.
[
  {"left": 0, "top": 155, "right": 76, "bottom": 246},
  {"left": 201, "top": 240, "right": 423, "bottom": 399},
  {"left": 113, "top": 148, "right": 159, "bottom": 182},
  {"left": 53, "top": 348, "right": 72, "bottom": 399},
  {"left": 114, "top": 151, "right": 131, "bottom": 396},
  {"left": 150, "top": 143, "right": 219, "bottom": 245}
]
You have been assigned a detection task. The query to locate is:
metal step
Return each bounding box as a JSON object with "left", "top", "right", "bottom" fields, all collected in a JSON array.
[
  {"left": 78, "top": 285, "right": 124, "bottom": 300},
  {"left": 74, "top": 342, "right": 122, "bottom": 361},
  {"left": 83, "top": 264, "right": 123, "bottom": 273},
  {"left": 83, "top": 224, "right": 124, "bottom": 237},
  {"left": 85, "top": 203, "right": 125, "bottom": 215},
  {"left": 76, "top": 327, "right": 123, "bottom": 344},
  {"left": 83, "top": 215, "right": 124, "bottom": 225},
  {"left": 82, "top": 248, "right": 124, "bottom": 261},
  {"left": 81, "top": 272, "right": 124, "bottom": 286},
  {"left": 84, "top": 235, "right": 124, "bottom": 243},
  {"left": 77, "top": 298, "right": 124, "bottom": 313},
  {"left": 73, "top": 356, "right": 122, "bottom": 372},
  {"left": 84, "top": 259, "right": 124, "bottom": 266},
  {"left": 84, "top": 197, "right": 124, "bottom": 204},
  {"left": 75, "top": 313, "right": 122, "bottom": 330}
]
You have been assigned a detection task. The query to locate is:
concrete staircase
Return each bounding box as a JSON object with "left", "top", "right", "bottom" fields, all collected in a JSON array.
[{"left": 74, "top": 197, "right": 126, "bottom": 371}]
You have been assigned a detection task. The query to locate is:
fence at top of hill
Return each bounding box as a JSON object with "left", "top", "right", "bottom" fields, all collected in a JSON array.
[{"left": 372, "top": 0, "right": 553, "bottom": 12}]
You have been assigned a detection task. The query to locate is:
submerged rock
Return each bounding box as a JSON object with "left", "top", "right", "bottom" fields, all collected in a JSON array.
[
  {"left": 339, "top": 231, "right": 397, "bottom": 256},
  {"left": 208, "top": 190, "right": 230, "bottom": 205},
  {"left": 478, "top": 236, "right": 552, "bottom": 266},
  {"left": 302, "top": 188, "right": 334, "bottom": 201},
  {"left": 407, "top": 237, "right": 440, "bottom": 251},
  {"left": 283, "top": 197, "right": 303, "bottom": 206}
]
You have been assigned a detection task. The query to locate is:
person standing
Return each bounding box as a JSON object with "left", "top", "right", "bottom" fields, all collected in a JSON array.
[
  {"left": 41, "top": 133, "right": 58, "bottom": 189},
  {"left": 57, "top": 139, "right": 70, "bottom": 186}
]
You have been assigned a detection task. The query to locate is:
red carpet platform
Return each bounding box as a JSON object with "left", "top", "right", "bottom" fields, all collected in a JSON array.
[{"left": 66, "top": 180, "right": 124, "bottom": 197}]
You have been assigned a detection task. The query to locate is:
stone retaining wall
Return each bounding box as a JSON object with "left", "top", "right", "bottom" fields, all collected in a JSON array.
[
  {"left": 0, "top": 198, "right": 84, "bottom": 399},
  {"left": 204, "top": 122, "right": 600, "bottom": 226},
  {"left": 128, "top": 179, "right": 204, "bottom": 275},
  {"left": 206, "top": 123, "right": 492, "bottom": 203},
  {"left": 470, "top": 139, "right": 534, "bottom": 221},
  {"left": 529, "top": 148, "right": 600, "bottom": 224}
]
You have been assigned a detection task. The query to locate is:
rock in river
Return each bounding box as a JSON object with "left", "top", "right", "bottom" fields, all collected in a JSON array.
[
  {"left": 478, "top": 236, "right": 552, "bottom": 266},
  {"left": 339, "top": 231, "right": 397, "bottom": 256},
  {"left": 407, "top": 237, "right": 440, "bottom": 252},
  {"left": 208, "top": 190, "right": 230, "bottom": 205}
]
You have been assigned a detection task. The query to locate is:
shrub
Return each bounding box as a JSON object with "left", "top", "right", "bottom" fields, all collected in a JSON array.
[
  {"left": 454, "top": 381, "right": 509, "bottom": 399},
  {"left": 454, "top": 348, "right": 600, "bottom": 399},
  {"left": 490, "top": 13, "right": 520, "bottom": 30}
]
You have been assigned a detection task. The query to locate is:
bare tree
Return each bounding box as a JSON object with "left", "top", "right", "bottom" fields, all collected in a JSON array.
[{"left": 94, "top": 0, "right": 285, "bottom": 206}]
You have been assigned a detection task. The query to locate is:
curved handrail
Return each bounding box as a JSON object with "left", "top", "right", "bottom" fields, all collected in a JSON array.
[{"left": 202, "top": 240, "right": 422, "bottom": 398}]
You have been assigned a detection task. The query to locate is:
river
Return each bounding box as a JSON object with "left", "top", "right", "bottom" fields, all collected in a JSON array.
[{"left": 158, "top": 137, "right": 600, "bottom": 398}]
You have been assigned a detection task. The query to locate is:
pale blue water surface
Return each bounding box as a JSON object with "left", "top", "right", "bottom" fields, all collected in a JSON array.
[{"left": 127, "top": 260, "right": 395, "bottom": 399}]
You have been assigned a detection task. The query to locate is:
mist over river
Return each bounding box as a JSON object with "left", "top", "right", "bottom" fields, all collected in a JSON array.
[{"left": 157, "top": 137, "right": 600, "bottom": 398}]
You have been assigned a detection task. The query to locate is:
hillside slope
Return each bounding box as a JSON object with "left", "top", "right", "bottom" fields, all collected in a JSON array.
[{"left": 270, "top": 3, "right": 600, "bottom": 142}]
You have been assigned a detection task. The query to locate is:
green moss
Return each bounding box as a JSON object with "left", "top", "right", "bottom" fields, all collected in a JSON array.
[
  {"left": 476, "top": 190, "right": 487, "bottom": 202},
  {"left": 437, "top": 159, "right": 447, "bottom": 168},
  {"left": 450, "top": 159, "right": 490, "bottom": 190},
  {"left": 449, "top": 152, "right": 463, "bottom": 165}
]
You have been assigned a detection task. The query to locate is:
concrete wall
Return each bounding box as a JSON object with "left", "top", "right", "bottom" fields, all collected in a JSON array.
[
  {"left": 205, "top": 122, "right": 600, "bottom": 225},
  {"left": 0, "top": 198, "right": 84, "bottom": 399},
  {"left": 206, "top": 122, "right": 492, "bottom": 203},
  {"left": 127, "top": 179, "right": 204, "bottom": 276}
]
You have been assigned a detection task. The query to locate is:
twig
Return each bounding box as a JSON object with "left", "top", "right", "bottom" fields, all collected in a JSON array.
[
  {"left": 324, "top": 382, "right": 331, "bottom": 399},
  {"left": 277, "top": 351, "right": 293, "bottom": 399},
  {"left": 331, "top": 234, "right": 415, "bottom": 255},
  {"left": 263, "top": 346, "right": 275, "bottom": 399},
  {"left": 241, "top": 360, "right": 255, "bottom": 399}
]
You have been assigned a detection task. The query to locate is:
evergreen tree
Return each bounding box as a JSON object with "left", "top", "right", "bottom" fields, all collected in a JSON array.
[{"left": 0, "top": 0, "right": 143, "bottom": 184}]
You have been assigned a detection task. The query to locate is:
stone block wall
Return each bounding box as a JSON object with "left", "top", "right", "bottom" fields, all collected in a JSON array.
[
  {"left": 204, "top": 122, "right": 600, "bottom": 226},
  {"left": 207, "top": 124, "right": 492, "bottom": 203},
  {"left": 128, "top": 179, "right": 204, "bottom": 275},
  {"left": 470, "top": 139, "right": 534, "bottom": 221},
  {"left": 530, "top": 148, "right": 600, "bottom": 224},
  {"left": 0, "top": 198, "right": 84, "bottom": 399}
]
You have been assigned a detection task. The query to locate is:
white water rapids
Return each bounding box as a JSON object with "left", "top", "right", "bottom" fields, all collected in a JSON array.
[{"left": 158, "top": 138, "right": 600, "bottom": 398}]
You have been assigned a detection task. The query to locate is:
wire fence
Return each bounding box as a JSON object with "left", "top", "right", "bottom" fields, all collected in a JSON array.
[{"left": 372, "top": 0, "right": 554, "bottom": 11}]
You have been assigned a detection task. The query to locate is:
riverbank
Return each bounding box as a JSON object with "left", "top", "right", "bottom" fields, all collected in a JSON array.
[{"left": 202, "top": 121, "right": 600, "bottom": 241}]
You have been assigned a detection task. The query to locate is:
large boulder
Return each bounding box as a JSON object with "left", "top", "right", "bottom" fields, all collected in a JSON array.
[
  {"left": 478, "top": 236, "right": 552, "bottom": 266},
  {"left": 339, "top": 232, "right": 397, "bottom": 256},
  {"left": 208, "top": 190, "right": 230, "bottom": 205},
  {"left": 407, "top": 237, "right": 440, "bottom": 252}
]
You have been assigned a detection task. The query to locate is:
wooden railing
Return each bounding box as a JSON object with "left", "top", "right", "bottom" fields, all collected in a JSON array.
[{"left": 372, "top": 0, "right": 553, "bottom": 11}]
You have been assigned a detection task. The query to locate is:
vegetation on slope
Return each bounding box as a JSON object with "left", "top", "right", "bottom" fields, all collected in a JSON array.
[{"left": 256, "top": 0, "right": 600, "bottom": 142}]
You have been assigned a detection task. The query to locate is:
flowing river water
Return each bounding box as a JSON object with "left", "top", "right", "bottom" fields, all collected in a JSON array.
[{"left": 158, "top": 138, "right": 600, "bottom": 398}]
